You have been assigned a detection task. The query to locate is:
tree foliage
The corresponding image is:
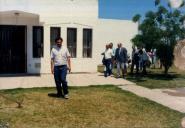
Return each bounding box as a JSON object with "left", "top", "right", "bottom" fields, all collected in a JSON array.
[
  {"left": 132, "top": 0, "right": 185, "bottom": 74},
  {"left": 155, "top": 0, "right": 160, "bottom": 6},
  {"left": 132, "top": 14, "right": 141, "bottom": 23}
]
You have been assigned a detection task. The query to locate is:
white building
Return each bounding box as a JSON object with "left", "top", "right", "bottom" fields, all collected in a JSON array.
[{"left": 0, "top": 0, "right": 138, "bottom": 74}]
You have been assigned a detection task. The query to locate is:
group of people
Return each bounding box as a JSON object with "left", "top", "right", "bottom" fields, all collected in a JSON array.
[
  {"left": 131, "top": 47, "right": 157, "bottom": 75},
  {"left": 102, "top": 43, "right": 128, "bottom": 78},
  {"left": 102, "top": 43, "right": 158, "bottom": 78}
]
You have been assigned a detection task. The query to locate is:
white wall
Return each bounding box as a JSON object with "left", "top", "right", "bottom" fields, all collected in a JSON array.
[
  {"left": 0, "top": 0, "right": 138, "bottom": 73},
  {"left": 0, "top": 0, "right": 98, "bottom": 19},
  {"left": 95, "top": 19, "right": 138, "bottom": 64},
  {"left": 0, "top": 11, "right": 39, "bottom": 25}
]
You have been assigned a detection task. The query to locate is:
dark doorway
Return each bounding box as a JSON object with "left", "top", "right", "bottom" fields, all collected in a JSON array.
[{"left": 0, "top": 25, "right": 27, "bottom": 74}]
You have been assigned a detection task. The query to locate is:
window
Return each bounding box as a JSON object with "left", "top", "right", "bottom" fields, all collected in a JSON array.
[
  {"left": 33, "top": 26, "right": 44, "bottom": 58},
  {"left": 83, "top": 29, "right": 92, "bottom": 58},
  {"left": 67, "top": 28, "right": 77, "bottom": 58},
  {"left": 50, "top": 27, "right": 60, "bottom": 49}
]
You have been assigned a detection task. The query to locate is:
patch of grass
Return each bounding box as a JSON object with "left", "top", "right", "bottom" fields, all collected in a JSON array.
[
  {"left": 0, "top": 86, "right": 184, "bottom": 128},
  {"left": 98, "top": 65, "right": 185, "bottom": 89},
  {"left": 126, "top": 67, "right": 185, "bottom": 89}
]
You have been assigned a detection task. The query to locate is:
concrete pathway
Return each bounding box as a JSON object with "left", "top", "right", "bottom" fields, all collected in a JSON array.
[
  {"left": 0, "top": 73, "right": 133, "bottom": 89},
  {"left": 119, "top": 85, "right": 185, "bottom": 113},
  {"left": 0, "top": 73, "right": 185, "bottom": 113}
]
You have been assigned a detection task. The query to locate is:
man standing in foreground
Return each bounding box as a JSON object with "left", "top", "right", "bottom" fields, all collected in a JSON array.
[{"left": 51, "top": 37, "right": 71, "bottom": 99}]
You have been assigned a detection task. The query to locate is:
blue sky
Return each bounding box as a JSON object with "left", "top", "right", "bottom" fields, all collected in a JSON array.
[{"left": 99, "top": 0, "right": 184, "bottom": 20}]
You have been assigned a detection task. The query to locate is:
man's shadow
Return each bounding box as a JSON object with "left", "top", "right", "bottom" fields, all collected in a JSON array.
[{"left": 48, "top": 93, "right": 59, "bottom": 98}]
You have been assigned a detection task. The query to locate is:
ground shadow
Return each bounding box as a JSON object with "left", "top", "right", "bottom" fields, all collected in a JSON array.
[
  {"left": 0, "top": 106, "right": 19, "bottom": 109},
  {"left": 0, "top": 73, "right": 40, "bottom": 77},
  {"left": 48, "top": 93, "right": 59, "bottom": 98},
  {"left": 127, "top": 71, "right": 182, "bottom": 81},
  {"left": 98, "top": 74, "right": 105, "bottom": 76},
  {"left": 163, "top": 91, "right": 185, "bottom": 97},
  {"left": 99, "top": 67, "right": 183, "bottom": 81}
]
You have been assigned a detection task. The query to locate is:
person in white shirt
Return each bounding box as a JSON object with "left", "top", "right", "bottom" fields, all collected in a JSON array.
[
  {"left": 103, "top": 44, "right": 113, "bottom": 77},
  {"left": 51, "top": 37, "right": 71, "bottom": 99}
]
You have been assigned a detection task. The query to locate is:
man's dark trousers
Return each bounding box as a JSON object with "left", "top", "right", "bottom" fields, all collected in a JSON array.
[
  {"left": 131, "top": 60, "right": 139, "bottom": 74},
  {"left": 104, "top": 59, "right": 111, "bottom": 77},
  {"left": 54, "top": 65, "right": 68, "bottom": 96}
]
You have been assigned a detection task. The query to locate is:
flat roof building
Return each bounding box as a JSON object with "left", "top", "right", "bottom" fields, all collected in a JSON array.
[{"left": 0, "top": 0, "right": 138, "bottom": 74}]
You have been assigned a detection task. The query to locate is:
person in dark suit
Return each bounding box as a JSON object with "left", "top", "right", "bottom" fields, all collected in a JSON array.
[
  {"left": 115, "top": 43, "right": 128, "bottom": 78},
  {"left": 130, "top": 46, "right": 139, "bottom": 74}
]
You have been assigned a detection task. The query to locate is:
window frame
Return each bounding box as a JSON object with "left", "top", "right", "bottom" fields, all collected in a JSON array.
[
  {"left": 32, "top": 26, "right": 44, "bottom": 58},
  {"left": 67, "top": 27, "right": 77, "bottom": 58},
  {"left": 83, "top": 28, "right": 93, "bottom": 58},
  {"left": 50, "top": 27, "right": 61, "bottom": 50}
]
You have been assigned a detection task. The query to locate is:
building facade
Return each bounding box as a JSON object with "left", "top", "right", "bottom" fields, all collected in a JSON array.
[{"left": 0, "top": 0, "right": 138, "bottom": 74}]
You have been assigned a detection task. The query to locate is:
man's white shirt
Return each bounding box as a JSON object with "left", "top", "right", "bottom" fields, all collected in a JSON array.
[
  {"left": 104, "top": 48, "right": 113, "bottom": 59},
  {"left": 51, "top": 45, "right": 71, "bottom": 66}
]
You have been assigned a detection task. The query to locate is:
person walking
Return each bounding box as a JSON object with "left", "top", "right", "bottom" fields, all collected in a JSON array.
[
  {"left": 103, "top": 44, "right": 113, "bottom": 77},
  {"left": 115, "top": 43, "right": 128, "bottom": 78},
  {"left": 130, "top": 46, "right": 139, "bottom": 74},
  {"left": 140, "top": 48, "right": 149, "bottom": 75},
  {"left": 51, "top": 37, "right": 71, "bottom": 99},
  {"left": 109, "top": 42, "right": 116, "bottom": 75}
]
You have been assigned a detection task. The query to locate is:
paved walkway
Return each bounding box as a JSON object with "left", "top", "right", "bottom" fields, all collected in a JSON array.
[
  {"left": 0, "top": 73, "right": 133, "bottom": 89},
  {"left": 119, "top": 85, "right": 185, "bottom": 113},
  {"left": 0, "top": 73, "right": 185, "bottom": 113}
]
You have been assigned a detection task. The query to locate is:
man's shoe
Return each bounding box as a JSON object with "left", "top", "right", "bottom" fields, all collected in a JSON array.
[{"left": 64, "top": 94, "right": 69, "bottom": 99}]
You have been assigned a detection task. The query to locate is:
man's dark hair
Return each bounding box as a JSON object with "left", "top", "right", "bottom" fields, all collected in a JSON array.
[{"left": 55, "top": 37, "right": 63, "bottom": 43}]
